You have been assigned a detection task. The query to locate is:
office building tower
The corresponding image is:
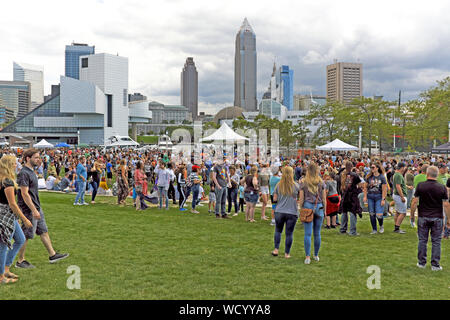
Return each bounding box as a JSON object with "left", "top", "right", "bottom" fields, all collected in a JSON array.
[
  {"left": 65, "top": 43, "right": 95, "bottom": 80},
  {"left": 181, "top": 57, "right": 198, "bottom": 120},
  {"left": 234, "top": 18, "right": 257, "bottom": 111},
  {"left": 13, "top": 62, "right": 44, "bottom": 110},
  {"left": 0, "top": 80, "right": 31, "bottom": 118},
  {"left": 279, "top": 65, "right": 294, "bottom": 111},
  {"left": 326, "top": 61, "right": 362, "bottom": 104}
]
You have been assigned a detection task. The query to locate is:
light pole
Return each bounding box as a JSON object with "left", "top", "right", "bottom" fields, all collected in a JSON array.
[{"left": 359, "top": 125, "right": 362, "bottom": 155}]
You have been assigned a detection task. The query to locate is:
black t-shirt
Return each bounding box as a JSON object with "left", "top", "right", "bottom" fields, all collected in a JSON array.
[
  {"left": 0, "top": 179, "right": 16, "bottom": 204},
  {"left": 17, "top": 166, "right": 41, "bottom": 213},
  {"left": 366, "top": 174, "right": 387, "bottom": 194},
  {"left": 414, "top": 179, "right": 448, "bottom": 219}
]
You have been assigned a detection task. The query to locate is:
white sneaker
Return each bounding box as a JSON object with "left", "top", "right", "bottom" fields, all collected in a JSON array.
[
  {"left": 379, "top": 226, "right": 384, "bottom": 234},
  {"left": 304, "top": 257, "right": 311, "bottom": 265},
  {"left": 370, "top": 230, "right": 377, "bottom": 235},
  {"left": 313, "top": 256, "right": 319, "bottom": 262},
  {"left": 73, "top": 203, "right": 80, "bottom": 206},
  {"left": 417, "top": 263, "right": 426, "bottom": 269},
  {"left": 81, "top": 202, "right": 89, "bottom": 205},
  {"left": 270, "top": 219, "right": 276, "bottom": 226},
  {"left": 431, "top": 265, "right": 443, "bottom": 271},
  {"left": 233, "top": 213, "right": 238, "bottom": 216}
]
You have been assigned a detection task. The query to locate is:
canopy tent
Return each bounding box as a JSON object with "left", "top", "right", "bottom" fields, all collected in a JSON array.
[
  {"left": 431, "top": 141, "right": 450, "bottom": 154},
  {"left": 200, "top": 122, "right": 249, "bottom": 142},
  {"left": 55, "top": 142, "right": 70, "bottom": 148},
  {"left": 316, "top": 138, "right": 358, "bottom": 151},
  {"left": 33, "top": 139, "right": 54, "bottom": 149}
]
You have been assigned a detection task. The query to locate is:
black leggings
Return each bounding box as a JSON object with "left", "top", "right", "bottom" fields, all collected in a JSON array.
[
  {"left": 274, "top": 212, "right": 298, "bottom": 254},
  {"left": 178, "top": 184, "right": 186, "bottom": 208}
]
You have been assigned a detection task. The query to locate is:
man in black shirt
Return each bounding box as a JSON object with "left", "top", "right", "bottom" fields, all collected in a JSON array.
[
  {"left": 15, "top": 148, "right": 69, "bottom": 269},
  {"left": 410, "top": 166, "right": 450, "bottom": 271}
]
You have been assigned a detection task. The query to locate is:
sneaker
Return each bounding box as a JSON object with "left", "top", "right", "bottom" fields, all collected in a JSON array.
[
  {"left": 416, "top": 263, "right": 426, "bottom": 269},
  {"left": 394, "top": 229, "right": 406, "bottom": 234},
  {"left": 379, "top": 226, "right": 384, "bottom": 234},
  {"left": 270, "top": 219, "right": 276, "bottom": 226},
  {"left": 49, "top": 252, "right": 69, "bottom": 264},
  {"left": 370, "top": 230, "right": 378, "bottom": 235},
  {"left": 179, "top": 208, "right": 187, "bottom": 212},
  {"left": 304, "top": 257, "right": 311, "bottom": 265},
  {"left": 73, "top": 203, "right": 80, "bottom": 205},
  {"left": 81, "top": 202, "right": 89, "bottom": 206},
  {"left": 232, "top": 213, "right": 238, "bottom": 216},
  {"left": 410, "top": 220, "right": 416, "bottom": 228},
  {"left": 15, "top": 260, "right": 35, "bottom": 269},
  {"left": 313, "top": 256, "right": 320, "bottom": 262},
  {"left": 431, "top": 265, "right": 443, "bottom": 271}
]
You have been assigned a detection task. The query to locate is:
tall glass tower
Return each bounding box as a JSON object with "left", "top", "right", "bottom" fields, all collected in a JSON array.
[
  {"left": 65, "top": 43, "right": 95, "bottom": 79},
  {"left": 280, "top": 65, "right": 294, "bottom": 111},
  {"left": 234, "top": 18, "right": 257, "bottom": 111}
]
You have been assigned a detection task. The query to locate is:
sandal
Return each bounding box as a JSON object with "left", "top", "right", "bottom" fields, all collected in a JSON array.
[
  {"left": 271, "top": 251, "right": 279, "bottom": 256},
  {"left": 5, "top": 272, "right": 19, "bottom": 279},
  {"left": 285, "top": 254, "right": 291, "bottom": 259},
  {"left": 261, "top": 216, "right": 269, "bottom": 220},
  {"left": 1, "top": 277, "right": 18, "bottom": 284}
]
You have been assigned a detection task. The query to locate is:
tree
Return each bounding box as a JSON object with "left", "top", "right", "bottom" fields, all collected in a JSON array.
[
  {"left": 306, "top": 100, "right": 346, "bottom": 145},
  {"left": 202, "top": 121, "right": 220, "bottom": 131}
]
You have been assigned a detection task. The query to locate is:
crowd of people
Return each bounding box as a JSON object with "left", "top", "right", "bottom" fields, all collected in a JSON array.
[{"left": 1, "top": 145, "right": 450, "bottom": 284}]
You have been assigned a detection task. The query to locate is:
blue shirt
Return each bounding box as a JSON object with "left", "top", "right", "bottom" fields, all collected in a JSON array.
[
  {"left": 76, "top": 163, "right": 87, "bottom": 182},
  {"left": 106, "top": 162, "right": 112, "bottom": 173},
  {"left": 269, "top": 176, "right": 281, "bottom": 196}
]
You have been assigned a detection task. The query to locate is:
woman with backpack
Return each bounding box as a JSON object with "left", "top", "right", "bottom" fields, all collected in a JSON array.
[{"left": 299, "top": 163, "right": 327, "bottom": 264}]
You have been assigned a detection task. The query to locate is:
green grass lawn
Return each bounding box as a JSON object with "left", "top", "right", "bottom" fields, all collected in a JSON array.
[
  {"left": 136, "top": 135, "right": 158, "bottom": 144},
  {"left": 1, "top": 191, "right": 449, "bottom": 300}
]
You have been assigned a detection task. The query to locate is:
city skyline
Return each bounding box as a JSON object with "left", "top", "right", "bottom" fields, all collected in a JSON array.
[{"left": 0, "top": 0, "right": 449, "bottom": 115}]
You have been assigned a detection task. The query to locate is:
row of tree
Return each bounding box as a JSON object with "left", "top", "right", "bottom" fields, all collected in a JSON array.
[
  {"left": 222, "top": 76, "right": 449, "bottom": 155},
  {"left": 307, "top": 77, "right": 449, "bottom": 155}
]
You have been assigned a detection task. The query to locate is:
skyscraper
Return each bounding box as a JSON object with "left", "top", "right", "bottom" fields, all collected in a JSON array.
[
  {"left": 234, "top": 18, "right": 257, "bottom": 111},
  {"left": 267, "top": 63, "right": 294, "bottom": 110},
  {"left": 326, "top": 61, "right": 362, "bottom": 104},
  {"left": 0, "top": 80, "right": 31, "bottom": 118},
  {"left": 180, "top": 57, "right": 198, "bottom": 120},
  {"left": 13, "top": 62, "right": 44, "bottom": 111},
  {"left": 65, "top": 43, "right": 95, "bottom": 80}
]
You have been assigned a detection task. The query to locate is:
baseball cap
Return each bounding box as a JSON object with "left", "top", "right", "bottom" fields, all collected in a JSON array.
[{"left": 396, "top": 162, "right": 407, "bottom": 169}]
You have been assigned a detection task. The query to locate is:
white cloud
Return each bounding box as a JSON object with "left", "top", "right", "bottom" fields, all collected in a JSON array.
[{"left": 0, "top": 0, "right": 449, "bottom": 107}]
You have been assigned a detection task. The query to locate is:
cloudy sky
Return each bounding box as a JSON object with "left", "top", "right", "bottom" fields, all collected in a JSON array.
[{"left": 1, "top": 0, "right": 449, "bottom": 115}]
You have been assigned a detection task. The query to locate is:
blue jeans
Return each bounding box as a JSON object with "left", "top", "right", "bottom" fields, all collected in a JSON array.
[
  {"left": 74, "top": 180, "right": 86, "bottom": 204},
  {"left": 340, "top": 211, "right": 358, "bottom": 235},
  {"left": 227, "top": 188, "right": 238, "bottom": 214},
  {"left": 274, "top": 212, "right": 298, "bottom": 254},
  {"left": 158, "top": 186, "right": 169, "bottom": 209},
  {"left": 0, "top": 220, "right": 26, "bottom": 274},
  {"left": 367, "top": 193, "right": 384, "bottom": 231},
  {"left": 90, "top": 181, "right": 98, "bottom": 202},
  {"left": 418, "top": 217, "right": 443, "bottom": 267},
  {"left": 215, "top": 186, "right": 227, "bottom": 216},
  {"left": 191, "top": 184, "right": 200, "bottom": 210},
  {"left": 302, "top": 200, "right": 324, "bottom": 257}
]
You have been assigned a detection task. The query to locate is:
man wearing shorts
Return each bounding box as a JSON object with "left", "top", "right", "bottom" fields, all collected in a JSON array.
[
  {"left": 15, "top": 148, "right": 69, "bottom": 269},
  {"left": 392, "top": 162, "right": 407, "bottom": 234}
]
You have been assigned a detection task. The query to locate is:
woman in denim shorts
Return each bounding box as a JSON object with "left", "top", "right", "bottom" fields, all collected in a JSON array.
[{"left": 244, "top": 166, "right": 259, "bottom": 222}]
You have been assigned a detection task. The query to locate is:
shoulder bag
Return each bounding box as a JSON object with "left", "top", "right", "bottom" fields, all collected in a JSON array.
[{"left": 300, "top": 185, "right": 320, "bottom": 223}]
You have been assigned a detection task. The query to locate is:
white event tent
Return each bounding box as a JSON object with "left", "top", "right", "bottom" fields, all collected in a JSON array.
[
  {"left": 33, "top": 139, "right": 54, "bottom": 149},
  {"left": 316, "top": 138, "right": 358, "bottom": 151},
  {"left": 200, "top": 122, "right": 249, "bottom": 142}
]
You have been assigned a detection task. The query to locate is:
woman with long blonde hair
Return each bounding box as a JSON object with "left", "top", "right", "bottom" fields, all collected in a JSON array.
[
  {"left": 299, "top": 163, "right": 327, "bottom": 264},
  {"left": 0, "top": 155, "right": 32, "bottom": 284},
  {"left": 271, "top": 165, "right": 301, "bottom": 259}
]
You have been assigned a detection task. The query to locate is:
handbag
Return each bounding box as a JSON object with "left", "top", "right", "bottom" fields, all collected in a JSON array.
[{"left": 300, "top": 187, "right": 320, "bottom": 223}]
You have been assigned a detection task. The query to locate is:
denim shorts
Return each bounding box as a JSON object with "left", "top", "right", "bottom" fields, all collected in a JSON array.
[
  {"left": 244, "top": 192, "right": 259, "bottom": 204},
  {"left": 22, "top": 209, "right": 48, "bottom": 240},
  {"left": 393, "top": 194, "right": 407, "bottom": 214}
]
